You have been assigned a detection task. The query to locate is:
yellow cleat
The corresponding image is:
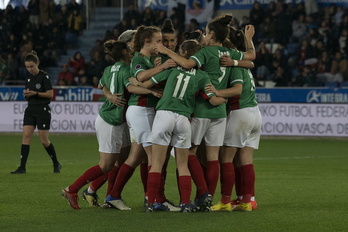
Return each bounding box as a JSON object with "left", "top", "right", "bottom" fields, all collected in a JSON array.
[
  {"left": 211, "top": 202, "right": 232, "bottom": 212},
  {"left": 233, "top": 202, "right": 252, "bottom": 212}
]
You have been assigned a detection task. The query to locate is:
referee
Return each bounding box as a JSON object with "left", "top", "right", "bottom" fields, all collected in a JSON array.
[{"left": 11, "top": 51, "right": 61, "bottom": 174}]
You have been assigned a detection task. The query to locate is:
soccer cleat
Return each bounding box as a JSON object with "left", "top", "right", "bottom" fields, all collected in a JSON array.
[
  {"left": 211, "top": 201, "right": 232, "bottom": 212},
  {"left": 144, "top": 196, "right": 148, "bottom": 208},
  {"left": 233, "top": 202, "right": 252, "bottom": 212},
  {"left": 153, "top": 202, "right": 170, "bottom": 211},
  {"left": 54, "top": 163, "right": 62, "bottom": 173},
  {"left": 61, "top": 189, "right": 80, "bottom": 209},
  {"left": 145, "top": 203, "right": 155, "bottom": 213},
  {"left": 101, "top": 202, "right": 113, "bottom": 209},
  {"left": 231, "top": 199, "right": 241, "bottom": 207},
  {"left": 180, "top": 203, "right": 195, "bottom": 213},
  {"left": 10, "top": 167, "right": 26, "bottom": 174},
  {"left": 251, "top": 200, "right": 258, "bottom": 210},
  {"left": 81, "top": 189, "right": 100, "bottom": 207},
  {"left": 162, "top": 199, "right": 181, "bottom": 212},
  {"left": 195, "top": 192, "right": 213, "bottom": 212},
  {"left": 105, "top": 195, "right": 131, "bottom": 210}
]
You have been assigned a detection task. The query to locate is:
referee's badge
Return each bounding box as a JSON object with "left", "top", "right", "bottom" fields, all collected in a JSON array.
[{"left": 36, "top": 83, "right": 41, "bottom": 89}]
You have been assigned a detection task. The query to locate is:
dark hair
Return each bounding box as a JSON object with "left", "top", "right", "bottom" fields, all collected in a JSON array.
[
  {"left": 207, "top": 14, "right": 233, "bottom": 43},
  {"left": 132, "top": 25, "right": 161, "bottom": 53},
  {"left": 180, "top": 39, "right": 202, "bottom": 58},
  {"left": 228, "top": 27, "right": 246, "bottom": 52},
  {"left": 161, "top": 19, "right": 176, "bottom": 34},
  {"left": 25, "top": 51, "right": 39, "bottom": 64},
  {"left": 104, "top": 40, "right": 128, "bottom": 62},
  {"left": 183, "top": 31, "right": 202, "bottom": 42}
]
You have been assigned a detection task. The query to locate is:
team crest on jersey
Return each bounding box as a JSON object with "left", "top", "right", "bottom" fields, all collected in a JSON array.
[
  {"left": 36, "top": 83, "right": 41, "bottom": 89},
  {"left": 135, "top": 64, "right": 142, "bottom": 70}
]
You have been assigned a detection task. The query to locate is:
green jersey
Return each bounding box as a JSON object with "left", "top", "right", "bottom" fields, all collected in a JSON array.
[
  {"left": 189, "top": 46, "right": 243, "bottom": 118},
  {"left": 228, "top": 67, "right": 258, "bottom": 111},
  {"left": 98, "top": 62, "right": 131, "bottom": 126},
  {"left": 151, "top": 67, "right": 215, "bottom": 118},
  {"left": 129, "top": 52, "right": 160, "bottom": 107}
]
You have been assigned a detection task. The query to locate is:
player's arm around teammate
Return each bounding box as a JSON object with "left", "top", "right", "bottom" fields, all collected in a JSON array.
[
  {"left": 62, "top": 41, "right": 133, "bottom": 210},
  {"left": 207, "top": 28, "right": 261, "bottom": 212},
  {"left": 143, "top": 40, "right": 226, "bottom": 212}
]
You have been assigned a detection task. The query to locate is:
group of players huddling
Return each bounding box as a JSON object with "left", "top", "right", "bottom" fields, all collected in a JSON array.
[{"left": 62, "top": 13, "right": 261, "bottom": 213}]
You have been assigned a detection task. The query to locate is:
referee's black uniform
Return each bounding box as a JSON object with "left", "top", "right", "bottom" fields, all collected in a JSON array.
[
  {"left": 24, "top": 70, "right": 52, "bottom": 129},
  {"left": 11, "top": 70, "right": 61, "bottom": 174}
]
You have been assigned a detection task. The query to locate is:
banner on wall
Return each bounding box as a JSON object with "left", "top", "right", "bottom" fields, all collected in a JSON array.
[
  {"left": 1, "top": 86, "right": 348, "bottom": 103},
  {"left": 138, "top": 0, "right": 348, "bottom": 11},
  {"left": 0, "top": 102, "right": 103, "bottom": 133},
  {"left": 1, "top": 102, "right": 347, "bottom": 136},
  {"left": 255, "top": 88, "right": 348, "bottom": 103},
  {"left": 0, "top": 87, "right": 104, "bottom": 102}
]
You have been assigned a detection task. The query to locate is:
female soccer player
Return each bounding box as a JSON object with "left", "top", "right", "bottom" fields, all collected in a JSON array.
[
  {"left": 156, "top": 14, "right": 256, "bottom": 205},
  {"left": 134, "top": 39, "right": 227, "bottom": 212},
  {"left": 11, "top": 51, "right": 61, "bottom": 174},
  {"left": 62, "top": 40, "right": 161, "bottom": 210},
  {"left": 208, "top": 27, "right": 262, "bottom": 212},
  {"left": 115, "top": 26, "right": 177, "bottom": 210}
]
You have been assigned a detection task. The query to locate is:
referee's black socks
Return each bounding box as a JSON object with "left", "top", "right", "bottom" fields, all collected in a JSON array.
[
  {"left": 45, "top": 143, "right": 59, "bottom": 166},
  {"left": 20, "top": 144, "right": 30, "bottom": 169}
]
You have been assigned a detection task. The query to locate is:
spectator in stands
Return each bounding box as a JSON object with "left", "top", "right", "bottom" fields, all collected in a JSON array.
[
  {"left": 28, "top": 0, "right": 40, "bottom": 28},
  {"left": 85, "top": 51, "right": 107, "bottom": 79},
  {"left": 19, "top": 34, "right": 33, "bottom": 65},
  {"left": 317, "top": 51, "right": 347, "bottom": 85},
  {"left": 275, "top": 3, "right": 292, "bottom": 44},
  {"left": 6, "top": 53, "right": 19, "bottom": 82},
  {"left": 259, "top": 16, "right": 276, "bottom": 43},
  {"left": 79, "top": 75, "right": 91, "bottom": 86},
  {"left": 330, "top": 51, "right": 348, "bottom": 82},
  {"left": 291, "top": 14, "right": 307, "bottom": 43},
  {"left": 65, "top": 9, "right": 83, "bottom": 45},
  {"left": 57, "top": 64, "right": 74, "bottom": 86},
  {"left": 5, "top": 33, "right": 19, "bottom": 55},
  {"left": 271, "top": 65, "right": 287, "bottom": 86},
  {"left": 89, "top": 39, "right": 104, "bottom": 59},
  {"left": 298, "top": 39, "right": 315, "bottom": 66},
  {"left": 68, "top": 51, "right": 86, "bottom": 75},
  {"left": 155, "top": 10, "right": 167, "bottom": 27},
  {"left": 141, "top": 7, "right": 155, "bottom": 26},
  {"left": 0, "top": 55, "right": 10, "bottom": 84},
  {"left": 338, "top": 28, "right": 347, "bottom": 55},
  {"left": 114, "top": 19, "right": 128, "bottom": 35},
  {"left": 66, "top": 0, "right": 81, "bottom": 14},
  {"left": 249, "top": 1, "right": 264, "bottom": 41},
  {"left": 123, "top": 5, "right": 141, "bottom": 25},
  {"left": 40, "top": 0, "right": 52, "bottom": 25},
  {"left": 186, "top": 18, "right": 200, "bottom": 32}
]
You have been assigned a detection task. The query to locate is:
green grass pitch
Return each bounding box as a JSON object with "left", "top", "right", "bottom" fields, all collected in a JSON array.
[{"left": 1, "top": 133, "right": 348, "bottom": 232}]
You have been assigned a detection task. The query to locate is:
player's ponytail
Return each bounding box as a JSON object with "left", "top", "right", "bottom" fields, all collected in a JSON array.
[
  {"left": 229, "top": 27, "right": 246, "bottom": 52},
  {"left": 104, "top": 40, "right": 128, "bottom": 62},
  {"left": 207, "top": 14, "right": 233, "bottom": 43},
  {"left": 25, "top": 50, "right": 40, "bottom": 64},
  {"left": 161, "top": 19, "right": 176, "bottom": 34}
]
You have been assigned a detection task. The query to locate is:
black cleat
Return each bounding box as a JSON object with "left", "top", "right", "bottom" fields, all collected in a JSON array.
[
  {"left": 10, "top": 167, "right": 26, "bottom": 174},
  {"left": 54, "top": 163, "right": 62, "bottom": 173}
]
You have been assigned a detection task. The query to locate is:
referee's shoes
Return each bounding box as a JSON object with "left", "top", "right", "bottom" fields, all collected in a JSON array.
[{"left": 10, "top": 167, "right": 26, "bottom": 174}]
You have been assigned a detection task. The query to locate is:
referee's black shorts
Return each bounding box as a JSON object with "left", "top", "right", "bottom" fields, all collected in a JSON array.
[{"left": 23, "top": 104, "right": 51, "bottom": 130}]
